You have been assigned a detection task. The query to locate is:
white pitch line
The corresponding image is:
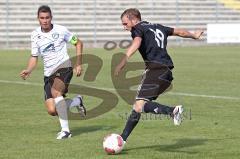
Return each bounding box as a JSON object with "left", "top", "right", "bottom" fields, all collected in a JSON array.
[
  {"left": 167, "top": 92, "right": 240, "bottom": 100},
  {"left": 0, "top": 79, "right": 240, "bottom": 100},
  {"left": 0, "top": 80, "right": 43, "bottom": 86}
]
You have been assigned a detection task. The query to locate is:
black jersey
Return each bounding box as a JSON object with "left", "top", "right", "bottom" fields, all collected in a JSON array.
[{"left": 131, "top": 21, "right": 174, "bottom": 68}]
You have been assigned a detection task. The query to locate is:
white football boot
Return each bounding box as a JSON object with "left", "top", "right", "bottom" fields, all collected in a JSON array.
[
  {"left": 56, "top": 131, "right": 72, "bottom": 139},
  {"left": 76, "top": 95, "right": 86, "bottom": 117}
]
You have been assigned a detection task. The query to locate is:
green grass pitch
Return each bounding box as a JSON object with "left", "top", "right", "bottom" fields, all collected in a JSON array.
[{"left": 0, "top": 45, "right": 240, "bottom": 159}]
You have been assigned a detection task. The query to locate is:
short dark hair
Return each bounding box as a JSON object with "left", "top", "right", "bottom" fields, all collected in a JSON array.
[
  {"left": 37, "top": 5, "right": 52, "bottom": 17},
  {"left": 121, "top": 8, "right": 141, "bottom": 21}
]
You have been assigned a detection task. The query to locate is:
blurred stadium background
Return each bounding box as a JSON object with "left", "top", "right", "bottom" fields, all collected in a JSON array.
[{"left": 1, "top": 0, "right": 240, "bottom": 48}]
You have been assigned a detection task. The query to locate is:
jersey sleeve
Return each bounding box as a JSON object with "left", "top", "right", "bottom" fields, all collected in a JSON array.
[
  {"left": 63, "top": 27, "right": 74, "bottom": 42},
  {"left": 131, "top": 25, "right": 144, "bottom": 39},
  {"left": 162, "top": 25, "right": 174, "bottom": 36},
  {"left": 31, "top": 31, "right": 40, "bottom": 57},
  {"left": 63, "top": 26, "right": 79, "bottom": 45}
]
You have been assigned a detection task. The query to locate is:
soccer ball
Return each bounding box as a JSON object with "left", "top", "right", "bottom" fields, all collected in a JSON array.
[{"left": 103, "top": 133, "right": 124, "bottom": 155}]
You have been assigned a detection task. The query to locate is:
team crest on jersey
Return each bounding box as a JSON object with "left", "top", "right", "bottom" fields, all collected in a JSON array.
[{"left": 52, "top": 33, "right": 59, "bottom": 40}]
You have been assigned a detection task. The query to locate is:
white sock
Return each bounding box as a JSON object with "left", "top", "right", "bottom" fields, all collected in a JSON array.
[
  {"left": 65, "top": 96, "right": 81, "bottom": 109},
  {"left": 54, "top": 96, "right": 70, "bottom": 132}
]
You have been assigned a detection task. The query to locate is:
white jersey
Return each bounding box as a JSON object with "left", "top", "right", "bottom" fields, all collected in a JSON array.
[{"left": 31, "top": 24, "right": 73, "bottom": 77}]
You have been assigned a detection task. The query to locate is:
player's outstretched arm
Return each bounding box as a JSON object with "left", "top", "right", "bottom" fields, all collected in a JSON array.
[
  {"left": 73, "top": 37, "right": 83, "bottom": 77},
  {"left": 173, "top": 28, "right": 204, "bottom": 39},
  {"left": 114, "top": 37, "right": 142, "bottom": 76},
  {"left": 20, "top": 56, "right": 38, "bottom": 80}
]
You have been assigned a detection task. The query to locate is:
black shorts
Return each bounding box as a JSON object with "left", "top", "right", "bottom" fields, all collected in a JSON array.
[
  {"left": 136, "top": 63, "right": 173, "bottom": 101},
  {"left": 44, "top": 67, "right": 73, "bottom": 100}
]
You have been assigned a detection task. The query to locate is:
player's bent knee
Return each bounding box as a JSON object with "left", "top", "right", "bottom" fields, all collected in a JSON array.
[
  {"left": 47, "top": 109, "right": 57, "bottom": 116},
  {"left": 51, "top": 91, "right": 62, "bottom": 98},
  {"left": 133, "top": 106, "right": 142, "bottom": 113},
  {"left": 133, "top": 100, "right": 146, "bottom": 113}
]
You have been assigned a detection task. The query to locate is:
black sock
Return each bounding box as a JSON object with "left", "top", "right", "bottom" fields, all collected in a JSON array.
[
  {"left": 121, "top": 110, "right": 141, "bottom": 141},
  {"left": 143, "top": 101, "right": 174, "bottom": 115}
]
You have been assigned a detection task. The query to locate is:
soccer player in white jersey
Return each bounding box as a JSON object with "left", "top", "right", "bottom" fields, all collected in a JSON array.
[{"left": 20, "top": 5, "right": 86, "bottom": 139}]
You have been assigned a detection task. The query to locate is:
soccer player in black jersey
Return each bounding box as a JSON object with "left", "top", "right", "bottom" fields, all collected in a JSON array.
[{"left": 115, "top": 8, "right": 203, "bottom": 143}]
